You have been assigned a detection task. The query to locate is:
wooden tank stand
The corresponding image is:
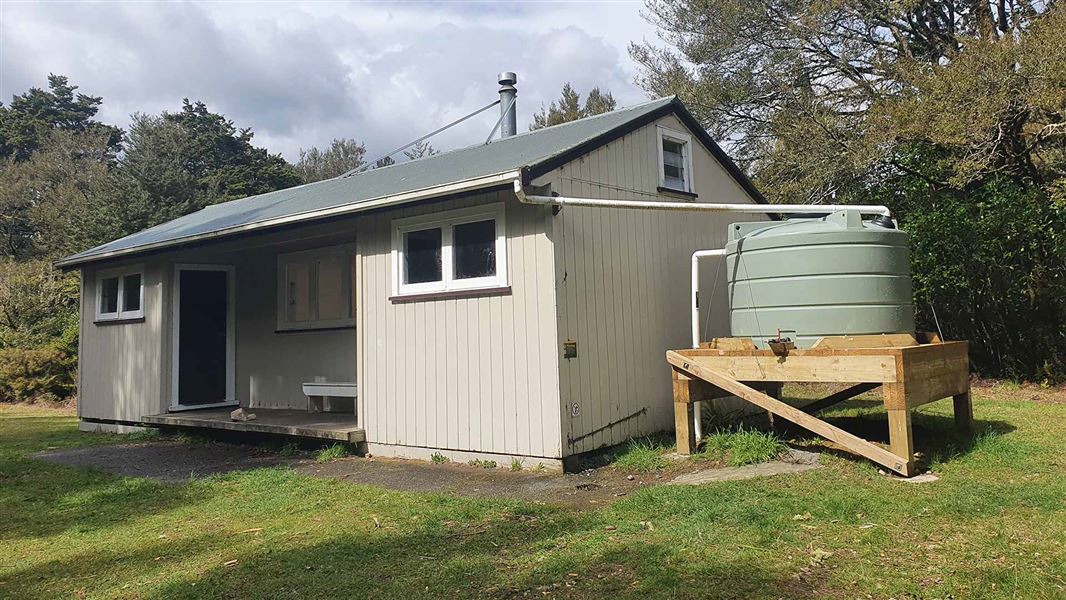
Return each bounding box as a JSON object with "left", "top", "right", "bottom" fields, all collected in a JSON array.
[{"left": 667, "top": 334, "right": 971, "bottom": 476}]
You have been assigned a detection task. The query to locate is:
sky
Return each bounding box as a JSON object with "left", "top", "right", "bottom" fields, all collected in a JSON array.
[{"left": 0, "top": 1, "right": 661, "bottom": 162}]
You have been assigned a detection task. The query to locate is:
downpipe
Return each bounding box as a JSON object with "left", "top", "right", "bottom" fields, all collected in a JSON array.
[{"left": 691, "top": 249, "right": 726, "bottom": 442}]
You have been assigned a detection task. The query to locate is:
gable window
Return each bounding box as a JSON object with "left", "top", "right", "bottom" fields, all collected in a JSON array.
[
  {"left": 96, "top": 266, "right": 144, "bottom": 322},
  {"left": 277, "top": 245, "right": 355, "bottom": 331},
  {"left": 392, "top": 203, "right": 507, "bottom": 297},
  {"left": 657, "top": 126, "right": 694, "bottom": 194}
]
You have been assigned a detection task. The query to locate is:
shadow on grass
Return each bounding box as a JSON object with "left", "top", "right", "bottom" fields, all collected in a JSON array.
[
  {"left": 136, "top": 522, "right": 816, "bottom": 600},
  {"left": 0, "top": 456, "right": 211, "bottom": 544},
  {"left": 774, "top": 398, "right": 1016, "bottom": 470}
]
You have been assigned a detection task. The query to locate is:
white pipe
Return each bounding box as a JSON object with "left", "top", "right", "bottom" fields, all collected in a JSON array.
[
  {"left": 692, "top": 249, "right": 726, "bottom": 348},
  {"left": 691, "top": 248, "right": 726, "bottom": 442},
  {"left": 512, "top": 180, "right": 892, "bottom": 217}
]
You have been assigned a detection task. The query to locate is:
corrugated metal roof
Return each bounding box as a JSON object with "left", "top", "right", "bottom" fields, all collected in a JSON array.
[{"left": 60, "top": 96, "right": 751, "bottom": 267}]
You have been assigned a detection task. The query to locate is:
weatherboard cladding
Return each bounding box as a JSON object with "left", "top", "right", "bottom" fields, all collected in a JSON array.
[{"left": 60, "top": 96, "right": 761, "bottom": 266}]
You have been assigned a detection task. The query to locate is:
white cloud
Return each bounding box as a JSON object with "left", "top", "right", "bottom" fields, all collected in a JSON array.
[{"left": 0, "top": 1, "right": 658, "bottom": 161}]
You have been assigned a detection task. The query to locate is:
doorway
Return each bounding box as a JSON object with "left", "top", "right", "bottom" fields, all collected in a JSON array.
[{"left": 171, "top": 265, "right": 235, "bottom": 410}]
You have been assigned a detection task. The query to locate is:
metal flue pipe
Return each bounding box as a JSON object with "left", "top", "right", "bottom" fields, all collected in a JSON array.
[{"left": 498, "top": 72, "right": 518, "bottom": 138}]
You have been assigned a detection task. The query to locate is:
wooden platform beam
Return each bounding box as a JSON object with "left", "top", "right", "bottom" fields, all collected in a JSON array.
[
  {"left": 666, "top": 337, "right": 970, "bottom": 476},
  {"left": 802, "top": 382, "right": 882, "bottom": 414}
]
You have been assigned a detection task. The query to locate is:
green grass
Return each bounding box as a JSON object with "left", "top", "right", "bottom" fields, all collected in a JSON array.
[
  {"left": 697, "top": 426, "right": 785, "bottom": 466},
  {"left": 314, "top": 443, "right": 347, "bottom": 463},
  {"left": 611, "top": 436, "right": 671, "bottom": 472},
  {"left": 1, "top": 388, "right": 1065, "bottom": 599}
]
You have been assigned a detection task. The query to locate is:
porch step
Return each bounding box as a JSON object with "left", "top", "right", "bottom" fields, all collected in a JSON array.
[{"left": 142, "top": 408, "right": 364, "bottom": 443}]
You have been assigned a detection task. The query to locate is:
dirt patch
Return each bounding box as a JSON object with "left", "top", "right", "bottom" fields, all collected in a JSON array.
[
  {"left": 299, "top": 457, "right": 662, "bottom": 508},
  {"left": 35, "top": 440, "right": 306, "bottom": 482},
  {"left": 667, "top": 449, "right": 820, "bottom": 485},
  {"left": 36, "top": 439, "right": 820, "bottom": 508}
]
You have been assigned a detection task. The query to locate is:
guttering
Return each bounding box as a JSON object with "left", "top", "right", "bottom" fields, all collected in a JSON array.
[
  {"left": 56, "top": 170, "right": 524, "bottom": 269},
  {"left": 512, "top": 180, "right": 891, "bottom": 217}
]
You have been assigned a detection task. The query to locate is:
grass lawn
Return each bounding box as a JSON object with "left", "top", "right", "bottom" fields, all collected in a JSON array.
[{"left": 1, "top": 388, "right": 1064, "bottom": 599}]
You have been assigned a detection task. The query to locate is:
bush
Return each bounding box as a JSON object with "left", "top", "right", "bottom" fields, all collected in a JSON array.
[
  {"left": 0, "top": 346, "right": 76, "bottom": 403},
  {"left": 900, "top": 179, "right": 1066, "bottom": 382},
  {"left": 0, "top": 259, "right": 79, "bottom": 351}
]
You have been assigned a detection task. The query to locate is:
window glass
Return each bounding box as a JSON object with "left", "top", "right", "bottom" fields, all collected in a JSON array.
[
  {"left": 404, "top": 227, "right": 443, "bottom": 284},
  {"left": 285, "top": 262, "right": 311, "bottom": 323},
  {"left": 662, "top": 138, "right": 686, "bottom": 189},
  {"left": 453, "top": 219, "right": 496, "bottom": 279},
  {"left": 122, "top": 273, "right": 142, "bottom": 312},
  {"left": 316, "top": 255, "right": 349, "bottom": 321},
  {"left": 100, "top": 277, "right": 119, "bottom": 314}
]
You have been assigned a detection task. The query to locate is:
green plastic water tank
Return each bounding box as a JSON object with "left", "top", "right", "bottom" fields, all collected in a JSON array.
[{"left": 725, "top": 210, "right": 914, "bottom": 348}]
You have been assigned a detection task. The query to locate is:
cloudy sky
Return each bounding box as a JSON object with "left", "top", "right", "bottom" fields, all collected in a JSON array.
[{"left": 0, "top": 1, "right": 661, "bottom": 162}]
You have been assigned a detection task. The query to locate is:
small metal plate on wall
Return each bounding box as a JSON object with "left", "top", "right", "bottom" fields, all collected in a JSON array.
[
  {"left": 570, "top": 403, "right": 581, "bottom": 417},
  {"left": 563, "top": 339, "right": 577, "bottom": 359}
]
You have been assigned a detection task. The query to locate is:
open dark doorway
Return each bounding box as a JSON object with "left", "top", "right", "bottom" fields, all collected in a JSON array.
[{"left": 174, "top": 267, "right": 233, "bottom": 409}]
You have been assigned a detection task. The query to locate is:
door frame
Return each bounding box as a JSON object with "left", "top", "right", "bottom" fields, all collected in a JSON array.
[{"left": 170, "top": 263, "right": 237, "bottom": 411}]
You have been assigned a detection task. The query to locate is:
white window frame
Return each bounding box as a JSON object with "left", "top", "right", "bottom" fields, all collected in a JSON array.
[
  {"left": 276, "top": 244, "right": 356, "bottom": 331},
  {"left": 391, "top": 203, "right": 508, "bottom": 297},
  {"left": 94, "top": 264, "right": 145, "bottom": 322},
  {"left": 657, "top": 126, "right": 695, "bottom": 194}
]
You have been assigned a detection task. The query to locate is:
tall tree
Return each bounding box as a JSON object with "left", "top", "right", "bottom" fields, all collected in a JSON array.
[
  {"left": 530, "top": 83, "right": 617, "bottom": 130},
  {"left": 0, "top": 129, "right": 112, "bottom": 259},
  {"left": 403, "top": 140, "right": 437, "bottom": 161},
  {"left": 630, "top": 0, "right": 1063, "bottom": 205},
  {"left": 108, "top": 100, "right": 302, "bottom": 235},
  {"left": 295, "top": 138, "right": 367, "bottom": 183},
  {"left": 0, "top": 74, "right": 122, "bottom": 162}
]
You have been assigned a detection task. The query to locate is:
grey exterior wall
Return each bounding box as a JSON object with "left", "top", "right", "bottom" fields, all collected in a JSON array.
[
  {"left": 355, "top": 189, "right": 563, "bottom": 458},
  {"left": 77, "top": 111, "right": 764, "bottom": 462},
  {"left": 78, "top": 260, "right": 167, "bottom": 421},
  {"left": 533, "top": 113, "right": 767, "bottom": 455},
  {"left": 78, "top": 221, "right": 358, "bottom": 420}
]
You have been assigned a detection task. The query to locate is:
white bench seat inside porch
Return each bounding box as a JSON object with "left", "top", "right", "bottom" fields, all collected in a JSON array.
[{"left": 303, "top": 382, "right": 357, "bottom": 414}]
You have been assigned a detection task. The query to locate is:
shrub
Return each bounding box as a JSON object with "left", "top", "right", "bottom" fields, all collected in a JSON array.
[{"left": 0, "top": 346, "right": 76, "bottom": 403}]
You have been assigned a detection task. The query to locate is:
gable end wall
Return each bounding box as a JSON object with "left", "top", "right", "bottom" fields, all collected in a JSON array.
[{"left": 534, "top": 113, "right": 768, "bottom": 456}]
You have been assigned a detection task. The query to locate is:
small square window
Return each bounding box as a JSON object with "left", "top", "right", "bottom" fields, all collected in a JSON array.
[
  {"left": 100, "top": 277, "right": 119, "bottom": 315},
  {"left": 96, "top": 266, "right": 144, "bottom": 322},
  {"left": 453, "top": 219, "right": 496, "bottom": 280},
  {"left": 404, "top": 228, "right": 443, "bottom": 284}
]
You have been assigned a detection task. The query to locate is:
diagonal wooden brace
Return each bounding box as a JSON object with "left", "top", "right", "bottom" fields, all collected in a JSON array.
[{"left": 666, "top": 351, "right": 915, "bottom": 476}]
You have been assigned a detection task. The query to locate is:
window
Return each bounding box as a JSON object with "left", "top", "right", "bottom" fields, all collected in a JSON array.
[
  {"left": 96, "top": 266, "right": 144, "bottom": 321},
  {"left": 277, "top": 245, "right": 355, "bottom": 331},
  {"left": 657, "top": 126, "right": 694, "bottom": 193},
  {"left": 392, "top": 204, "right": 507, "bottom": 296}
]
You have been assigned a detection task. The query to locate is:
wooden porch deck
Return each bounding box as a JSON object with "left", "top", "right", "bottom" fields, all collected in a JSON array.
[{"left": 143, "top": 408, "right": 365, "bottom": 443}]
